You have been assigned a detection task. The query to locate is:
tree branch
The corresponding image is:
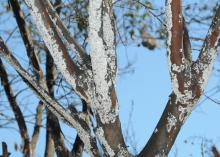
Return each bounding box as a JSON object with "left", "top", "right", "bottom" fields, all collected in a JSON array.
[
  {"left": 194, "top": 6, "right": 220, "bottom": 90},
  {"left": 138, "top": 3, "right": 220, "bottom": 157},
  {"left": 88, "top": 0, "right": 130, "bottom": 156},
  {"left": 30, "top": 101, "right": 43, "bottom": 154},
  {"left": 45, "top": 50, "right": 69, "bottom": 157},
  {"left": 0, "top": 59, "right": 31, "bottom": 157},
  {"left": 0, "top": 37, "right": 100, "bottom": 157},
  {"left": 1, "top": 142, "right": 10, "bottom": 157},
  {"left": 212, "top": 146, "right": 220, "bottom": 157},
  {"left": 24, "top": 0, "right": 89, "bottom": 101},
  {"left": 43, "top": 1, "right": 70, "bottom": 156},
  {"left": 8, "top": 1, "right": 44, "bottom": 154},
  {"left": 40, "top": 0, "right": 91, "bottom": 67},
  {"left": 9, "top": 0, "right": 42, "bottom": 79},
  {"left": 71, "top": 100, "right": 88, "bottom": 157},
  {"left": 166, "top": 0, "right": 185, "bottom": 96}
]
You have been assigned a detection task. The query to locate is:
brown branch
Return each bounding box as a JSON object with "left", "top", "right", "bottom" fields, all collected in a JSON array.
[
  {"left": 9, "top": 0, "right": 42, "bottom": 79},
  {"left": 8, "top": 1, "right": 44, "bottom": 154},
  {"left": 88, "top": 0, "right": 129, "bottom": 155},
  {"left": 212, "top": 146, "right": 220, "bottom": 157},
  {"left": 44, "top": 1, "right": 70, "bottom": 156},
  {"left": 45, "top": 51, "right": 69, "bottom": 157},
  {"left": 166, "top": 0, "right": 185, "bottom": 95},
  {"left": 71, "top": 100, "right": 88, "bottom": 157},
  {"left": 71, "top": 135, "right": 84, "bottom": 157},
  {"left": 30, "top": 101, "right": 43, "bottom": 153},
  {"left": 1, "top": 142, "right": 10, "bottom": 157},
  {"left": 25, "top": 0, "right": 89, "bottom": 101},
  {"left": 0, "top": 59, "right": 31, "bottom": 157},
  {"left": 41, "top": 0, "right": 90, "bottom": 67},
  {"left": 44, "top": 51, "right": 55, "bottom": 157},
  {"left": 183, "top": 17, "right": 192, "bottom": 63},
  {"left": 138, "top": 93, "right": 185, "bottom": 156},
  {"left": 44, "top": 130, "right": 54, "bottom": 157}
]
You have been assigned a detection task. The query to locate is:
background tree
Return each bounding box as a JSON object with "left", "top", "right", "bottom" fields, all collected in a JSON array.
[{"left": 0, "top": 0, "right": 219, "bottom": 157}]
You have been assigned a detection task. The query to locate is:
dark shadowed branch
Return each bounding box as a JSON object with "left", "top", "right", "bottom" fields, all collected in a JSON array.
[
  {"left": 1, "top": 142, "right": 10, "bottom": 157},
  {"left": 0, "top": 59, "right": 31, "bottom": 157}
]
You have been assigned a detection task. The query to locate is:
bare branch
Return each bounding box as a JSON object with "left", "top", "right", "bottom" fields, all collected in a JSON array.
[
  {"left": 1, "top": 142, "right": 10, "bottom": 157},
  {"left": 71, "top": 100, "right": 88, "bottom": 157},
  {"left": 45, "top": 51, "right": 69, "bottom": 156},
  {"left": 45, "top": 136, "right": 54, "bottom": 157},
  {"left": 182, "top": 17, "right": 192, "bottom": 63},
  {"left": 71, "top": 135, "right": 84, "bottom": 157},
  {"left": 212, "top": 146, "right": 220, "bottom": 157},
  {"left": 30, "top": 102, "right": 43, "bottom": 153},
  {"left": 9, "top": 0, "right": 42, "bottom": 79},
  {"left": 8, "top": 1, "right": 44, "bottom": 154},
  {"left": 0, "top": 59, "right": 31, "bottom": 157}
]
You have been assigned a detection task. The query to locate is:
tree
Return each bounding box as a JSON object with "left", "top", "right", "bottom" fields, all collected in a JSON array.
[{"left": 0, "top": 0, "right": 219, "bottom": 157}]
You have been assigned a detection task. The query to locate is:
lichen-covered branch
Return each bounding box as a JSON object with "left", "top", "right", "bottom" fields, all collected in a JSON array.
[
  {"left": 40, "top": 0, "right": 90, "bottom": 67},
  {"left": 44, "top": 1, "right": 70, "bottom": 156},
  {"left": 24, "top": 0, "right": 88, "bottom": 101},
  {"left": 0, "top": 37, "right": 100, "bottom": 157},
  {"left": 89, "top": 0, "right": 118, "bottom": 126},
  {"left": 138, "top": 3, "right": 220, "bottom": 157},
  {"left": 195, "top": 7, "right": 220, "bottom": 90},
  {"left": 166, "top": 0, "right": 186, "bottom": 98},
  {"left": 88, "top": 0, "right": 130, "bottom": 156}
]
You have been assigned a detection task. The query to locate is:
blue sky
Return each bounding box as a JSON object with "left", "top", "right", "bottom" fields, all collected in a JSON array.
[{"left": 1, "top": 0, "right": 220, "bottom": 157}]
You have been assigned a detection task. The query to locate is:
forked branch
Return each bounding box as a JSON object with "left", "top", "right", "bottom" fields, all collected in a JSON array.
[{"left": 138, "top": 2, "right": 220, "bottom": 157}]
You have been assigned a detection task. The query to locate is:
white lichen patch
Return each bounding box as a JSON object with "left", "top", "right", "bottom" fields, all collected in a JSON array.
[
  {"left": 96, "top": 127, "right": 115, "bottom": 157},
  {"left": 166, "top": 113, "right": 177, "bottom": 133},
  {"left": 170, "top": 71, "right": 194, "bottom": 105},
  {"left": 166, "top": 0, "right": 173, "bottom": 67},
  {"left": 117, "top": 145, "right": 131, "bottom": 157},
  {"left": 155, "top": 151, "right": 166, "bottom": 157},
  {"left": 178, "top": 105, "right": 194, "bottom": 122},
  {"left": 178, "top": 14, "right": 182, "bottom": 23},
  {"left": 88, "top": 0, "right": 118, "bottom": 123},
  {"left": 172, "top": 64, "right": 185, "bottom": 73},
  {"left": 199, "top": 48, "right": 218, "bottom": 90}
]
